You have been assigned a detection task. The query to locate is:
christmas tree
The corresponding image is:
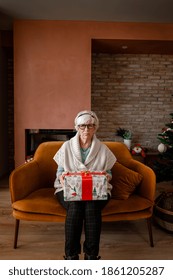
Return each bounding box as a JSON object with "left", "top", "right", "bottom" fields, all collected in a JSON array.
[{"left": 154, "top": 113, "right": 173, "bottom": 182}]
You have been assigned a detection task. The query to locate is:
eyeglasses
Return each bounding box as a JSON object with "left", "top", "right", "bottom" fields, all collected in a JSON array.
[{"left": 78, "top": 124, "right": 95, "bottom": 130}]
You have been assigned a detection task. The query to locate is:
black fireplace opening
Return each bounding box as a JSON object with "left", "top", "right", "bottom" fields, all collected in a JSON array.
[{"left": 25, "top": 129, "right": 76, "bottom": 160}]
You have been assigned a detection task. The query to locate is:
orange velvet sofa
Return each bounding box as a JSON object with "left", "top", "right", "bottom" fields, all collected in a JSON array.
[{"left": 9, "top": 141, "right": 156, "bottom": 249}]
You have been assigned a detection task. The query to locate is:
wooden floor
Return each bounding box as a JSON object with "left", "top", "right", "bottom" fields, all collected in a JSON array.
[{"left": 0, "top": 177, "right": 173, "bottom": 260}]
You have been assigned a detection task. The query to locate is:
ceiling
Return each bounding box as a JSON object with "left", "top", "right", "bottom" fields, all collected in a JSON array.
[
  {"left": 1, "top": 0, "right": 173, "bottom": 54},
  {"left": 1, "top": 0, "right": 173, "bottom": 23},
  {"left": 92, "top": 39, "right": 173, "bottom": 54}
]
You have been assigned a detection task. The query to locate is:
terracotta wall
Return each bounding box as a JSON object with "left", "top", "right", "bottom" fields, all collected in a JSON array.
[{"left": 14, "top": 21, "right": 173, "bottom": 166}]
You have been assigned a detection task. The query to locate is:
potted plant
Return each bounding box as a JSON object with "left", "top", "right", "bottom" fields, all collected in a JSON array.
[
  {"left": 123, "top": 130, "right": 132, "bottom": 150},
  {"left": 123, "top": 130, "right": 132, "bottom": 140},
  {"left": 115, "top": 127, "right": 132, "bottom": 149}
]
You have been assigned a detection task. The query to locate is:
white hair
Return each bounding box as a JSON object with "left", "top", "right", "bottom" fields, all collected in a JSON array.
[{"left": 74, "top": 110, "right": 99, "bottom": 131}]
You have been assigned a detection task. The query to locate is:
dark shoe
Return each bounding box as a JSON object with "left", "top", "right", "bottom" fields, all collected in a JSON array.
[
  {"left": 84, "top": 253, "right": 101, "bottom": 260},
  {"left": 64, "top": 255, "right": 79, "bottom": 260}
]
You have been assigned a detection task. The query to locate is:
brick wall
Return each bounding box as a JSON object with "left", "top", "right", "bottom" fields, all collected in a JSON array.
[{"left": 91, "top": 53, "right": 173, "bottom": 151}]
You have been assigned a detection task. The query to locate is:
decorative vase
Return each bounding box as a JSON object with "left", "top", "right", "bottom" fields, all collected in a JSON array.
[{"left": 124, "top": 139, "right": 132, "bottom": 150}]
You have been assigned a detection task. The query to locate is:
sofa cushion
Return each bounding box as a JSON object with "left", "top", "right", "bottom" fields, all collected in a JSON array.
[
  {"left": 111, "top": 162, "right": 143, "bottom": 200},
  {"left": 102, "top": 194, "right": 152, "bottom": 216},
  {"left": 12, "top": 188, "right": 66, "bottom": 217},
  {"left": 12, "top": 188, "right": 152, "bottom": 218}
]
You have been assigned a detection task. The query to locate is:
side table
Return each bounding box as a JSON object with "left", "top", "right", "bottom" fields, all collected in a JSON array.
[
  {"left": 144, "top": 152, "right": 159, "bottom": 168},
  {"left": 132, "top": 151, "right": 158, "bottom": 167},
  {"left": 132, "top": 154, "right": 145, "bottom": 163}
]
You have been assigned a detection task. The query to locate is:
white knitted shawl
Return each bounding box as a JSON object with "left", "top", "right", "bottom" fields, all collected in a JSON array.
[{"left": 53, "top": 132, "right": 116, "bottom": 194}]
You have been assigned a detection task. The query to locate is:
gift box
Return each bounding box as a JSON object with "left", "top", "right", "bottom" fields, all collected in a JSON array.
[{"left": 64, "top": 171, "right": 108, "bottom": 201}]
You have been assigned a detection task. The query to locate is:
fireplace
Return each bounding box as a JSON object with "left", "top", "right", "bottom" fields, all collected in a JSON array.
[{"left": 25, "top": 129, "right": 76, "bottom": 161}]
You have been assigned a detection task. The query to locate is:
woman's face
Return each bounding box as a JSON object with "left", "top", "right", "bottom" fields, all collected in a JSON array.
[{"left": 78, "top": 123, "right": 96, "bottom": 141}]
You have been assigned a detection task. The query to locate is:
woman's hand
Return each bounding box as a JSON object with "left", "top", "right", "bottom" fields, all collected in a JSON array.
[{"left": 105, "top": 173, "right": 112, "bottom": 182}]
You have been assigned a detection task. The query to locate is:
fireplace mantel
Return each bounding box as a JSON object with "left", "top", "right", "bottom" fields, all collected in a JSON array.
[{"left": 25, "top": 129, "right": 76, "bottom": 160}]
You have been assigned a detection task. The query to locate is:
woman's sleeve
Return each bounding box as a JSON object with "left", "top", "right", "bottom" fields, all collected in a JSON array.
[{"left": 56, "top": 166, "right": 64, "bottom": 178}]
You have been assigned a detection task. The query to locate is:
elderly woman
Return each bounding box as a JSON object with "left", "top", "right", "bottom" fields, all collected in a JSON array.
[{"left": 53, "top": 110, "right": 116, "bottom": 260}]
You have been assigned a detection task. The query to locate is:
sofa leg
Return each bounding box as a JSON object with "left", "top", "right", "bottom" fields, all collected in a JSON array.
[
  {"left": 14, "top": 219, "right": 20, "bottom": 249},
  {"left": 146, "top": 217, "right": 154, "bottom": 247}
]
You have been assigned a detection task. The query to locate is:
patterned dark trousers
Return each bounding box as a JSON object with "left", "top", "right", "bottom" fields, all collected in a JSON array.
[{"left": 56, "top": 191, "right": 109, "bottom": 257}]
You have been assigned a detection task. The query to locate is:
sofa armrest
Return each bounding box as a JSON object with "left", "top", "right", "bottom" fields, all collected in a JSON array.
[
  {"left": 10, "top": 160, "right": 42, "bottom": 203},
  {"left": 126, "top": 159, "right": 156, "bottom": 202}
]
